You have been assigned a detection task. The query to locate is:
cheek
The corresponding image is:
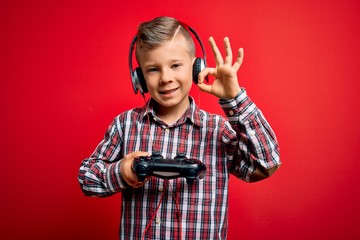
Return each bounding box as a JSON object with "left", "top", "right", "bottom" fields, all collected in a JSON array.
[
  {"left": 144, "top": 75, "right": 158, "bottom": 89},
  {"left": 180, "top": 77, "right": 193, "bottom": 95},
  {"left": 184, "top": 78, "right": 193, "bottom": 90},
  {"left": 183, "top": 68, "right": 194, "bottom": 88}
]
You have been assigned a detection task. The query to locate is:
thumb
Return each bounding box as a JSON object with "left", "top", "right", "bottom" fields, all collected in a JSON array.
[
  {"left": 197, "top": 82, "right": 213, "bottom": 94},
  {"left": 197, "top": 67, "right": 216, "bottom": 94},
  {"left": 131, "top": 151, "right": 150, "bottom": 159}
]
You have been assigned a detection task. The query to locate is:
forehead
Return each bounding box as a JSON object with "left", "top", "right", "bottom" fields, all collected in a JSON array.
[{"left": 137, "top": 34, "right": 193, "bottom": 64}]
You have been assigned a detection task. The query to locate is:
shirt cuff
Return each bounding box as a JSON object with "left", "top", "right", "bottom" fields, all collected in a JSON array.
[
  {"left": 219, "top": 88, "right": 258, "bottom": 122},
  {"left": 104, "top": 160, "right": 129, "bottom": 192}
]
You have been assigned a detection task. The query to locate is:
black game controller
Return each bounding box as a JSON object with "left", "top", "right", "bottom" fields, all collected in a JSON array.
[{"left": 132, "top": 151, "right": 206, "bottom": 184}]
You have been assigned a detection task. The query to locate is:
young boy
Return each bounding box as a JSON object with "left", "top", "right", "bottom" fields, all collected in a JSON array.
[{"left": 78, "top": 16, "right": 281, "bottom": 239}]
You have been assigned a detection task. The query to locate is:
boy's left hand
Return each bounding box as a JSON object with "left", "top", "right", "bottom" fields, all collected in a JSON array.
[{"left": 197, "top": 37, "right": 244, "bottom": 100}]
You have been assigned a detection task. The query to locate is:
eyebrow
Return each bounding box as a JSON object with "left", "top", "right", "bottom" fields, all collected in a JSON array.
[{"left": 143, "top": 58, "right": 183, "bottom": 67}]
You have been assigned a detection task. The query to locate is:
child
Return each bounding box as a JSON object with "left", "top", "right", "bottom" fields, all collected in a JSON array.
[{"left": 78, "top": 16, "right": 281, "bottom": 240}]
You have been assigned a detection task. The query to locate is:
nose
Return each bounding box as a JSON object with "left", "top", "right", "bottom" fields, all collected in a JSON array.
[{"left": 159, "top": 68, "right": 173, "bottom": 84}]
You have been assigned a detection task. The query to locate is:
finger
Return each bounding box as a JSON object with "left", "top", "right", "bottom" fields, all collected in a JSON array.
[
  {"left": 132, "top": 181, "right": 147, "bottom": 188},
  {"left": 197, "top": 81, "right": 213, "bottom": 94},
  {"left": 209, "top": 37, "right": 224, "bottom": 65},
  {"left": 132, "top": 173, "right": 151, "bottom": 188},
  {"left": 130, "top": 151, "right": 150, "bottom": 159},
  {"left": 130, "top": 180, "right": 146, "bottom": 188},
  {"left": 121, "top": 151, "right": 150, "bottom": 187},
  {"left": 224, "top": 37, "right": 233, "bottom": 65},
  {"left": 124, "top": 166, "right": 147, "bottom": 187},
  {"left": 197, "top": 67, "right": 216, "bottom": 84},
  {"left": 232, "top": 48, "right": 244, "bottom": 71}
]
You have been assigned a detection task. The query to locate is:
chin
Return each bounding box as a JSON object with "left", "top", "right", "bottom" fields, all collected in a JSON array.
[
  {"left": 156, "top": 99, "right": 180, "bottom": 108},
  {"left": 155, "top": 95, "right": 188, "bottom": 108}
]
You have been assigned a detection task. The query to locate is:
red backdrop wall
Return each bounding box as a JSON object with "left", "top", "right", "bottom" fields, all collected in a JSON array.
[{"left": 1, "top": 0, "right": 360, "bottom": 239}]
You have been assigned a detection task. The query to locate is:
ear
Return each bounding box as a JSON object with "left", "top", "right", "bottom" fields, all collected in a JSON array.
[{"left": 192, "top": 57, "right": 197, "bottom": 64}]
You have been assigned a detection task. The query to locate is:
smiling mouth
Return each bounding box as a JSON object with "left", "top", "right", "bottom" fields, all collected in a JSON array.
[{"left": 160, "top": 88, "right": 179, "bottom": 94}]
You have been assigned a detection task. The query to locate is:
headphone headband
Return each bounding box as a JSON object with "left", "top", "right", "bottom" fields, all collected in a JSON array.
[{"left": 179, "top": 22, "right": 207, "bottom": 64}]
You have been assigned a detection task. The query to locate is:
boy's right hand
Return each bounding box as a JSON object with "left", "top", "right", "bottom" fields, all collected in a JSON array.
[
  {"left": 120, "top": 151, "right": 150, "bottom": 188},
  {"left": 197, "top": 37, "right": 243, "bottom": 100}
]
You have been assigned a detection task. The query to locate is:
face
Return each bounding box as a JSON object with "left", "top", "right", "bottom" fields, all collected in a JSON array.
[{"left": 137, "top": 34, "right": 195, "bottom": 114}]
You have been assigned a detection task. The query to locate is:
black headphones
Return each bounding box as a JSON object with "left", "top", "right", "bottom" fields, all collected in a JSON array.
[{"left": 128, "top": 22, "right": 207, "bottom": 95}]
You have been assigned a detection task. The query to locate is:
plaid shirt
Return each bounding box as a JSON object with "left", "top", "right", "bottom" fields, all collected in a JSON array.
[{"left": 78, "top": 88, "right": 281, "bottom": 240}]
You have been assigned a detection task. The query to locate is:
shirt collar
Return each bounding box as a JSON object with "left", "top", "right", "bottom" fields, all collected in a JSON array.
[{"left": 141, "top": 97, "right": 202, "bottom": 128}]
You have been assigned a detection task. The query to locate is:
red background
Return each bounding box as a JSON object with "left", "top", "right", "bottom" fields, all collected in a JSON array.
[{"left": 1, "top": 0, "right": 360, "bottom": 239}]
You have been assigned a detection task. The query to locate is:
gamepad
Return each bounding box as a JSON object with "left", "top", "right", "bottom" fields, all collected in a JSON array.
[{"left": 132, "top": 151, "right": 206, "bottom": 184}]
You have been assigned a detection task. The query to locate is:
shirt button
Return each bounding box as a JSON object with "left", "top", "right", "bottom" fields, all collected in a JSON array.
[
  {"left": 165, "top": 128, "right": 170, "bottom": 133},
  {"left": 158, "top": 185, "right": 164, "bottom": 192},
  {"left": 249, "top": 130, "right": 256, "bottom": 136},
  {"left": 156, "top": 217, "right": 161, "bottom": 224},
  {"left": 229, "top": 110, "right": 235, "bottom": 116}
]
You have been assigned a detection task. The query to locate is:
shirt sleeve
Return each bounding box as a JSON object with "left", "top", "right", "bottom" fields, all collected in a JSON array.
[
  {"left": 219, "top": 88, "right": 281, "bottom": 182},
  {"left": 78, "top": 117, "right": 129, "bottom": 197}
]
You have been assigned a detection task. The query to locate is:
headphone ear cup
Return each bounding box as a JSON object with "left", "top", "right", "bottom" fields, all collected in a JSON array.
[
  {"left": 134, "top": 67, "right": 148, "bottom": 94},
  {"left": 192, "top": 58, "right": 205, "bottom": 84}
]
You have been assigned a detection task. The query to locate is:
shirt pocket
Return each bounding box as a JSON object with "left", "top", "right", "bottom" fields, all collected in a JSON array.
[{"left": 181, "top": 168, "right": 215, "bottom": 206}]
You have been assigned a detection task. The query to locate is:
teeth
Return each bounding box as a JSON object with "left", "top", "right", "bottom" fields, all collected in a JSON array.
[{"left": 162, "top": 89, "right": 176, "bottom": 94}]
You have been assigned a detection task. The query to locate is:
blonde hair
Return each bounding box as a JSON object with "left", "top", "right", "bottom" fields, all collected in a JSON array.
[{"left": 135, "top": 16, "right": 195, "bottom": 59}]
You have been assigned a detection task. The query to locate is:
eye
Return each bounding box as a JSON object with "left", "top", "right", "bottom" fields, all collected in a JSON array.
[
  {"left": 147, "top": 67, "right": 158, "bottom": 73},
  {"left": 172, "top": 63, "right": 182, "bottom": 69}
]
